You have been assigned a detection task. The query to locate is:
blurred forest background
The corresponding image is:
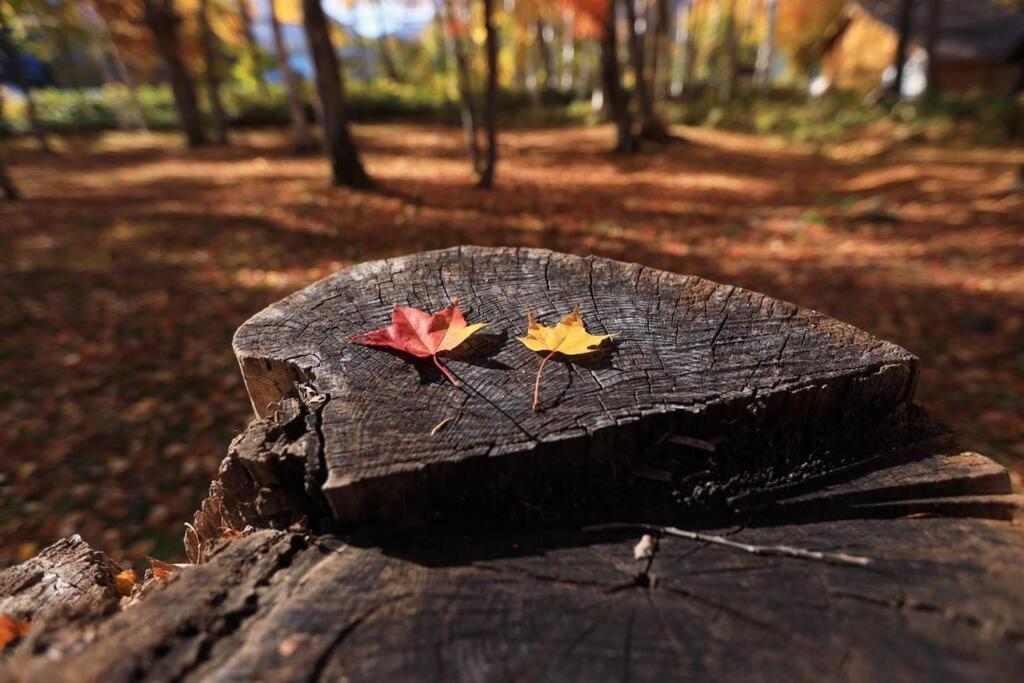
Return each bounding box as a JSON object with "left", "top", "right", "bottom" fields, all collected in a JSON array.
[{"left": 1, "top": 0, "right": 1022, "bottom": 568}]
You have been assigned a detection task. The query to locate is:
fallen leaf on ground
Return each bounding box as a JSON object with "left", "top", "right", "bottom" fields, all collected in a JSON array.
[
  {"left": 0, "top": 614, "right": 31, "bottom": 652},
  {"left": 350, "top": 298, "right": 488, "bottom": 386},
  {"left": 114, "top": 569, "right": 138, "bottom": 596},
  {"left": 518, "top": 306, "right": 615, "bottom": 411},
  {"left": 148, "top": 557, "right": 178, "bottom": 581}
]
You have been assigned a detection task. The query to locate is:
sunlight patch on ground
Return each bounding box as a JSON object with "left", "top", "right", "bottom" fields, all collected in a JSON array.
[{"left": 2, "top": 124, "right": 1021, "bottom": 569}]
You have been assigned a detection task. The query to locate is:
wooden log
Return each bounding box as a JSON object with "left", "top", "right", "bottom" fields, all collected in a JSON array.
[
  {"left": 232, "top": 246, "right": 920, "bottom": 527},
  {"left": 5, "top": 406, "right": 1023, "bottom": 681},
  {"left": 5, "top": 503, "right": 1024, "bottom": 681},
  {"left": 0, "top": 536, "right": 122, "bottom": 621},
  {"left": 4, "top": 248, "right": 1022, "bottom": 681},
  {"left": 767, "top": 450, "right": 1017, "bottom": 520}
]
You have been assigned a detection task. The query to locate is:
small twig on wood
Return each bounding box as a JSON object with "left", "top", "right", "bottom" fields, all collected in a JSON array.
[
  {"left": 586, "top": 523, "right": 872, "bottom": 567},
  {"left": 430, "top": 416, "right": 455, "bottom": 436}
]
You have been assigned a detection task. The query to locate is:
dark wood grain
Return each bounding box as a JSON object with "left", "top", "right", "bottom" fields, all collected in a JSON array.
[
  {"left": 4, "top": 249, "right": 1019, "bottom": 682},
  {"left": 4, "top": 380, "right": 1022, "bottom": 682},
  {"left": 0, "top": 535, "right": 121, "bottom": 621},
  {"left": 767, "top": 450, "right": 1016, "bottom": 519},
  {"left": 232, "top": 246, "right": 920, "bottom": 526},
  {"left": 6, "top": 508, "right": 1024, "bottom": 682}
]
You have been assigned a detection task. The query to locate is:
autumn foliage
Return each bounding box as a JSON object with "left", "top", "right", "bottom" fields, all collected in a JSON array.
[
  {"left": 519, "top": 307, "right": 615, "bottom": 411},
  {"left": 350, "top": 299, "right": 489, "bottom": 386}
]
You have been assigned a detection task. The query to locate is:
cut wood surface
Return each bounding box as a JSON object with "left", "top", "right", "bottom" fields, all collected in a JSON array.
[
  {"left": 233, "top": 246, "right": 919, "bottom": 526},
  {"left": 5, "top": 512, "right": 1024, "bottom": 681},
  {"left": 4, "top": 248, "right": 1021, "bottom": 681}
]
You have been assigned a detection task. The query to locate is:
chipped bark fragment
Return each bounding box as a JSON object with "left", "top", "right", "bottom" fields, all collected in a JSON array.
[{"left": 186, "top": 392, "right": 330, "bottom": 563}]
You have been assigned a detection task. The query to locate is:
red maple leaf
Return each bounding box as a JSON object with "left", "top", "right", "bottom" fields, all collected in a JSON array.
[{"left": 349, "top": 299, "right": 488, "bottom": 386}]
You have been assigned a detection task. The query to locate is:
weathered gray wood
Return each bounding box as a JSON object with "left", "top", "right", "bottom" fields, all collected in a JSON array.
[
  {"left": 233, "top": 246, "right": 919, "bottom": 526},
  {"left": 6, "top": 248, "right": 1020, "bottom": 682},
  {"left": 768, "top": 450, "right": 1015, "bottom": 520},
  {"left": 0, "top": 535, "right": 121, "bottom": 621},
  {"left": 185, "top": 391, "right": 329, "bottom": 563},
  {"left": 6, "top": 512, "right": 1024, "bottom": 683},
  {"left": 4, "top": 383, "right": 1023, "bottom": 681}
]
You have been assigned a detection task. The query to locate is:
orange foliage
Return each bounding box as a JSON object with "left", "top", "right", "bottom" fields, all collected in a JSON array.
[
  {"left": 561, "top": 0, "right": 610, "bottom": 37},
  {"left": 775, "top": 0, "right": 846, "bottom": 69},
  {"left": 0, "top": 614, "right": 31, "bottom": 652}
]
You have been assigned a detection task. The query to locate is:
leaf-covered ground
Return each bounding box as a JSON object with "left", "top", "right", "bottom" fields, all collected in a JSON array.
[{"left": 1, "top": 124, "right": 1021, "bottom": 568}]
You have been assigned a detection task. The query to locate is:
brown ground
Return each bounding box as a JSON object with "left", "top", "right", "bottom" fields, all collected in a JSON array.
[{"left": 1, "top": 124, "right": 1022, "bottom": 568}]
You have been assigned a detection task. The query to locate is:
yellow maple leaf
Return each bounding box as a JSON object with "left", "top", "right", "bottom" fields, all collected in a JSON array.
[{"left": 518, "top": 306, "right": 615, "bottom": 411}]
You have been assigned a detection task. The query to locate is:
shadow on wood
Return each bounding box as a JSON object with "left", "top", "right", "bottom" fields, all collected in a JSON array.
[{"left": 2, "top": 247, "right": 1021, "bottom": 681}]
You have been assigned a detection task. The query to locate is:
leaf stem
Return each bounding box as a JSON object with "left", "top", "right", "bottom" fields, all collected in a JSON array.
[
  {"left": 433, "top": 355, "right": 460, "bottom": 386},
  {"left": 532, "top": 350, "right": 557, "bottom": 412}
]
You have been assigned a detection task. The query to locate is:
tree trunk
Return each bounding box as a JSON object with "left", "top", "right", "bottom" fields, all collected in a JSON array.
[
  {"left": 670, "top": 0, "right": 690, "bottom": 96},
  {"left": 478, "top": 0, "right": 498, "bottom": 189},
  {"left": 0, "top": 150, "right": 17, "bottom": 200},
  {"left": 754, "top": 0, "right": 776, "bottom": 90},
  {"left": 0, "top": 15, "right": 50, "bottom": 153},
  {"left": 87, "top": 2, "right": 147, "bottom": 130},
  {"left": 53, "top": 28, "right": 88, "bottom": 102},
  {"left": 354, "top": 31, "right": 374, "bottom": 83},
  {"left": 198, "top": 0, "right": 229, "bottom": 145},
  {"left": 431, "top": 11, "right": 448, "bottom": 72},
  {"left": 622, "top": 0, "right": 670, "bottom": 141},
  {"left": 236, "top": 0, "right": 269, "bottom": 94},
  {"left": 684, "top": 0, "right": 701, "bottom": 91},
  {"left": 437, "top": 0, "right": 481, "bottom": 176},
  {"left": 535, "top": 17, "right": 556, "bottom": 90},
  {"left": 924, "top": 0, "right": 941, "bottom": 97},
  {"left": 92, "top": 45, "right": 133, "bottom": 130},
  {"left": 576, "top": 38, "right": 593, "bottom": 99},
  {"left": 525, "top": 18, "right": 541, "bottom": 106},
  {"left": 560, "top": 9, "right": 575, "bottom": 91},
  {"left": 269, "top": 0, "right": 316, "bottom": 151},
  {"left": 892, "top": 0, "right": 914, "bottom": 98},
  {"left": 372, "top": 0, "right": 403, "bottom": 81},
  {"left": 302, "top": 0, "right": 371, "bottom": 188},
  {"left": 649, "top": 0, "right": 670, "bottom": 100},
  {"left": 718, "top": 0, "right": 736, "bottom": 104},
  {"left": 143, "top": 0, "right": 207, "bottom": 147},
  {"left": 601, "top": 4, "right": 635, "bottom": 153}
]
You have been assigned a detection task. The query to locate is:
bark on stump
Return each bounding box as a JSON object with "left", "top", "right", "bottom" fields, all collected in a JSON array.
[{"left": 2, "top": 247, "right": 1022, "bottom": 682}]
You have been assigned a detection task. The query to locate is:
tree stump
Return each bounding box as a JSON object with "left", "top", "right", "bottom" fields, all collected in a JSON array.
[
  {"left": 232, "top": 246, "right": 919, "bottom": 527},
  {"left": 2, "top": 247, "right": 1022, "bottom": 681}
]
